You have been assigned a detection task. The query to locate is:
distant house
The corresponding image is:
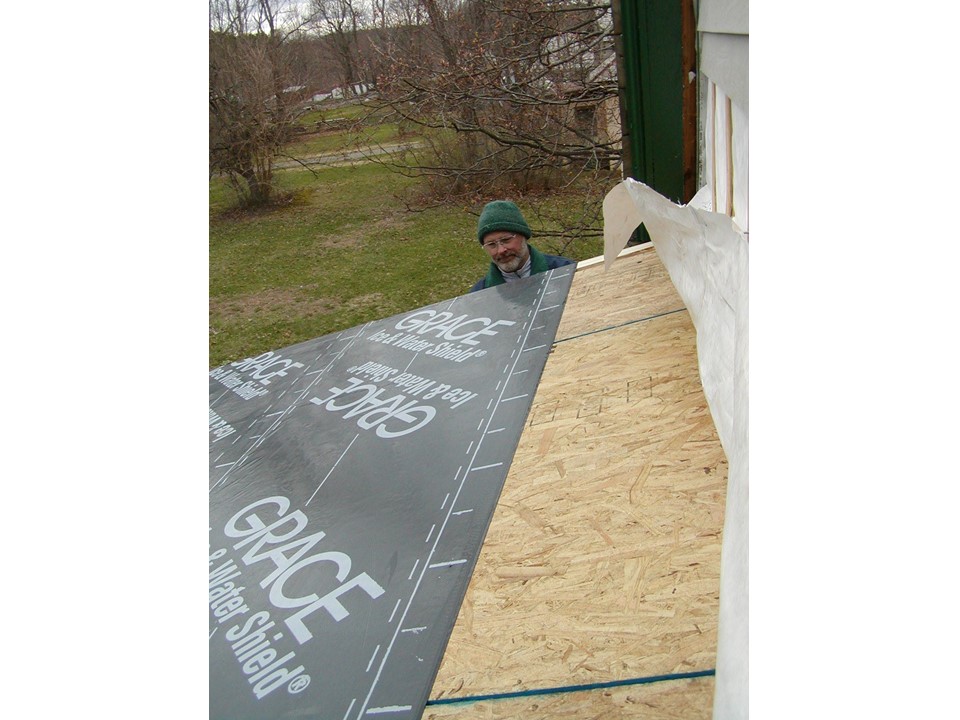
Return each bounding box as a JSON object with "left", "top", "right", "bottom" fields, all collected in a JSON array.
[{"left": 310, "top": 82, "right": 372, "bottom": 105}]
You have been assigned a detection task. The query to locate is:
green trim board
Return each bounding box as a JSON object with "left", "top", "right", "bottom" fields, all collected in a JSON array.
[{"left": 614, "top": 0, "right": 688, "bottom": 204}]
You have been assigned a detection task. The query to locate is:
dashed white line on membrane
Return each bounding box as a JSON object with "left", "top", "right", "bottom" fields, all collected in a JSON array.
[
  {"left": 539, "top": 304, "right": 561, "bottom": 312},
  {"left": 441, "top": 492, "right": 450, "bottom": 509},
  {"left": 429, "top": 559, "right": 468, "bottom": 569},
  {"left": 366, "top": 645, "right": 381, "bottom": 672},
  {"left": 465, "top": 441, "right": 474, "bottom": 455},
  {"left": 471, "top": 462, "right": 504, "bottom": 472},
  {"left": 366, "top": 706, "right": 413, "bottom": 715},
  {"left": 215, "top": 462, "right": 235, "bottom": 469},
  {"left": 408, "top": 559, "right": 420, "bottom": 580},
  {"left": 342, "top": 699, "right": 357, "bottom": 719},
  {"left": 522, "top": 344, "right": 547, "bottom": 353},
  {"left": 354, "top": 279, "right": 569, "bottom": 716},
  {"left": 486, "top": 427, "right": 505, "bottom": 434},
  {"left": 501, "top": 394, "right": 528, "bottom": 402},
  {"left": 388, "top": 598, "right": 402, "bottom": 623},
  {"left": 425, "top": 524, "right": 436, "bottom": 543}
]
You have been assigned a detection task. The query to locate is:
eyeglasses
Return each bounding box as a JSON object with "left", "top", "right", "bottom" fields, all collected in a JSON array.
[{"left": 482, "top": 234, "right": 519, "bottom": 251}]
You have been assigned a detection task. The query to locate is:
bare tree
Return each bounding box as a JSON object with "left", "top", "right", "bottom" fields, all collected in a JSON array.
[
  {"left": 209, "top": 0, "right": 620, "bottom": 244},
  {"left": 365, "top": 0, "right": 428, "bottom": 92},
  {"left": 366, "top": 0, "right": 620, "bottom": 247},
  {"left": 311, "top": 0, "right": 368, "bottom": 97},
  {"left": 209, "top": 0, "right": 317, "bottom": 207}
]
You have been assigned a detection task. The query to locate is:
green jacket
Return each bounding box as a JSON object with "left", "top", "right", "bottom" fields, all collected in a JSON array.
[{"left": 470, "top": 244, "right": 575, "bottom": 293}]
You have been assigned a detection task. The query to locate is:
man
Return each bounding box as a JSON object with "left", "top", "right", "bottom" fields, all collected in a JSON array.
[{"left": 469, "top": 200, "right": 575, "bottom": 293}]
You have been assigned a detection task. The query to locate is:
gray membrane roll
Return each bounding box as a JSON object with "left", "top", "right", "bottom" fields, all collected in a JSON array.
[{"left": 209, "top": 267, "right": 574, "bottom": 719}]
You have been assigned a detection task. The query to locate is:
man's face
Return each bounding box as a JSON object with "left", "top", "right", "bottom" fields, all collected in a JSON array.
[{"left": 482, "top": 232, "right": 529, "bottom": 274}]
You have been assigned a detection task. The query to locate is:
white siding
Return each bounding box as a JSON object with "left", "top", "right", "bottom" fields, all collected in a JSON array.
[
  {"left": 701, "top": 32, "right": 749, "bottom": 114},
  {"left": 698, "top": 0, "right": 748, "bottom": 34},
  {"left": 698, "top": 2, "right": 748, "bottom": 720}
]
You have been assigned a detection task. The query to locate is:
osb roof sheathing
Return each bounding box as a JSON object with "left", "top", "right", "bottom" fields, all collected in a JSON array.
[{"left": 425, "top": 246, "right": 728, "bottom": 719}]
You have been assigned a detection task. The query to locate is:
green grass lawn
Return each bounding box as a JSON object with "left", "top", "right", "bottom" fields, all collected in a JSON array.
[
  {"left": 212, "top": 162, "right": 478, "bottom": 367},
  {"left": 210, "top": 124, "right": 608, "bottom": 368}
]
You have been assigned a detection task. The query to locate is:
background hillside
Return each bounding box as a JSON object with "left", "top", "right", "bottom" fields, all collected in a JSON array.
[
  {"left": 209, "top": 99, "right": 610, "bottom": 368},
  {"left": 209, "top": 0, "right": 622, "bottom": 368}
]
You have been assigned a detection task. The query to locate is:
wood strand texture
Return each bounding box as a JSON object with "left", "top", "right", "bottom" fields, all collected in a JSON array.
[{"left": 428, "top": 249, "right": 728, "bottom": 718}]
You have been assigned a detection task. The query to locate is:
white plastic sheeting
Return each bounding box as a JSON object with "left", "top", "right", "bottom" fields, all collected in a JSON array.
[{"left": 603, "top": 178, "right": 748, "bottom": 720}]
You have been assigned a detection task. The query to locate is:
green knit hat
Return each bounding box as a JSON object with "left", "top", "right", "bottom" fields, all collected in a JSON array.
[{"left": 477, "top": 200, "right": 532, "bottom": 243}]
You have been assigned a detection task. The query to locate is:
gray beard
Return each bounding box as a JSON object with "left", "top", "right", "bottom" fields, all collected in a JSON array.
[{"left": 496, "top": 246, "right": 530, "bottom": 275}]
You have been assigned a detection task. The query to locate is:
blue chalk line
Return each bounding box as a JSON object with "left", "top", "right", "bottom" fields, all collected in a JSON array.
[{"left": 426, "top": 668, "right": 716, "bottom": 706}]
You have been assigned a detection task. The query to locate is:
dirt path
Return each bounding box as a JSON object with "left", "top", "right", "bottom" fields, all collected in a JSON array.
[{"left": 273, "top": 141, "right": 421, "bottom": 170}]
